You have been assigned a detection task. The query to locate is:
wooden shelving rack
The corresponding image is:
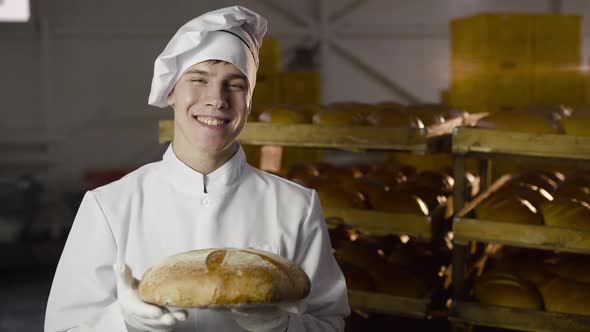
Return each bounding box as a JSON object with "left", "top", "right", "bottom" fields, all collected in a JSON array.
[{"left": 450, "top": 127, "right": 590, "bottom": 332}]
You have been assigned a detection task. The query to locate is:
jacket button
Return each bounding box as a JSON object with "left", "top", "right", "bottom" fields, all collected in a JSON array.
[{"left": 201, "top": 198, "right": 211, "bottom": 207}]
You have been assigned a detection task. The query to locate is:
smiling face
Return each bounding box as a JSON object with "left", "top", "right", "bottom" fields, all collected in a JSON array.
[{"left": 168, "top": 60, "right": 250, "bottom": 159}]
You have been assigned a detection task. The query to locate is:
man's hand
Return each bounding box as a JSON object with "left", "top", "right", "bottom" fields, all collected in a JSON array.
[
  {"left": 226, "top": 303, "right": 303, "bottom": 332},
  {"left": 228, "top": 306, "right": 289, "bottom": 332},
  {"left": 114, "top": 263, "right": 188, "bottom": 332}
]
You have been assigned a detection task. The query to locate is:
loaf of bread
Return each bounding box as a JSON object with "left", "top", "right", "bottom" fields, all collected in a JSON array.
[
  {"left": 540, "top": 276, "right": 590, "bottom": 315},
  {"left": 475, "top": 110, "right": 559, "bottom": 134},
  {"left": 554, "top": 172, "right": 590, "bottom": 202},
  {"left": 311, "top": 103, "right": 368, "bottom": 126},
  {"left": 315, "top": 183, "right": 368, "bottom": 209},
  {"left": 368, "top": 190, "right": 429, "bottom": 215},
  {"left": 475, "top": 194, "right": 544, "bottom": 225},
  {"left": 257, "top": 105, "right": 310, "bottom": 124},
  {"left": 560, "top": 109, "right": 590, "bottom": 136},
  {"left": 474, "top": 272, "right": 544, "bottom": 310},
  {"left": 138, "top": 248, "right": 311, "bottom": 307},
  {"left": 405, "top": 103, "right": 449, "bottom": 126},
  {"left": 493, "top": 184, "right": 552, "bottom": 207},
  {"left": 541, "top": 197, "right": 590, "bottom": 231},
  {"left": 365, "top": 109, "right": 424, "bottom": 128}
]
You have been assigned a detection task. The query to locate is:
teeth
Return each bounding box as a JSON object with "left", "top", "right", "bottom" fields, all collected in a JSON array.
[{"left": 196, "top": 116, "right": 227, "bottom": 126}]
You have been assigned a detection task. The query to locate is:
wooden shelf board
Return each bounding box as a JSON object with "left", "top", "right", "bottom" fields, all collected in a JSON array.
[
  {"left": 324, "top": 208, "right": 431, "bottom": 240},
  {"left": 452, "top": 127, "right": 590, "bottom": 161},
  {"left": 160, "top": 121, "right": 434, "bottom": 152},
  {"left": 453, "top": 218, "right": 590, "bottom": 254},
  {"left": 450, "top": 301, "right": 590, "bottom": 332},
  {"left": 348, "top": 290, "right": 429, "bottom": 318}
]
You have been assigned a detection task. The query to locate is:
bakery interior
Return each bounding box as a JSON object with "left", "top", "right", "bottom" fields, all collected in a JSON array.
[{"left": 3, "top": 0, "right": 590, "bottom": 331}]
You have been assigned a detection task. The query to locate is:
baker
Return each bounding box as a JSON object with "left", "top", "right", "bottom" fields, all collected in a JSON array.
[{"left": 44, "top": 5, "right": 350, "bottom": 332}]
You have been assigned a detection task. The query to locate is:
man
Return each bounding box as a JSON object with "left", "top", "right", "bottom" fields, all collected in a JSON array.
[{"left": 45, "top": 5, "right": 350, "bottom": 332}]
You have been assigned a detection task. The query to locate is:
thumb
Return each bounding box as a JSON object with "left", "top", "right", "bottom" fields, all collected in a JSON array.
[
  {"left": 114, "top": 263, "right": 136, "bottom": 290},
  {"left": 114, "top": 263, "right": 165, "bottom": 319},
  {"left": 280, "top": 301, "right": 306, "bottom": 314}
]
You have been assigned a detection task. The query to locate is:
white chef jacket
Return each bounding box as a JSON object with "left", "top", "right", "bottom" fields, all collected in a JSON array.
[{"left": 45, "top": 144, "right": 350, "bottom": 332}]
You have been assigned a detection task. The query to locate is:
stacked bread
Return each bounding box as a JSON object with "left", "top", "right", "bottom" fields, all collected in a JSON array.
[
  {"left": 474, "top": 170, "right": 590, "bottom": 230},
  {"left": 542, "top": 171, "right": 590, "bottom": 231},
  {"left": 474, "top": 108, "right": 563, "bottom": 134},
  {"left": 476, "top": 248, "right": 590, "bottom": 315},
  {"left": 283, "top": 162, "right": 474, "bottom": 218},
  {"left": 254, "top": 102, "right": 467, "bottom": 129},
  {"left": 472, "top": 105, "right": 590, "bottom": 137},
  {"left": 559, "top": 107, "right": 590, "bottom": 136},
  {"left": 328, "top": 232, "right": 451, "bottom": 299}
]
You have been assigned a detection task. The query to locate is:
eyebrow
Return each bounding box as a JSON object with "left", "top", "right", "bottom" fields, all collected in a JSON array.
[
  {"left": 183, "top": 69, "right": 248, "bottom": 82},
  {"left": 225, "top": 73, "right": 248, "bottom": 81},
  {"left": 183, "top": 69, "right": 209, "bottom": 76}
]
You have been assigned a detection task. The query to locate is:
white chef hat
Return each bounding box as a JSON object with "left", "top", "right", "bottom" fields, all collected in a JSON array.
[{"left": 148, "top": 6, "right": 267, "bottom": 108}]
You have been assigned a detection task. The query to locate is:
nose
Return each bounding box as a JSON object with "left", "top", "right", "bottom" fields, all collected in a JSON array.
[{"left": 202, "top": 84, "right": 228, "bottom": 110}]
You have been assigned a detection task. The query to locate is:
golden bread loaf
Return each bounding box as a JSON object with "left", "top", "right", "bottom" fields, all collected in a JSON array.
[
  {"left": 493, "top": 184, "right": 553, "bottom": 207},
  {"left": 540, "top": 276, "right": 590, "bottom": 315},
  {"left": 560, "top": 109, "right": 590, "bottom": 136},
  {"left": 368, "top": 190, "right": 429, "bottom": 215},
  {"left": 405, "top": 103, "right": 449, "bottom": 126},
  {"left": 138, "top": 248, "right": 311, "bottom": 307},
  {"left": 312, "top": 110, "right": 366, "bottom": 126},
  {"left": 540, "top": 197, "right": 590, "bottom": 231},
  {"left": 474, "top": 272, "right": 544, "bottom": 310},
  {"left": 257, "top": 106, "right": 310, "bottom": 124},
  {"left": 475, "top": 110, "right": 559, "bottom": 134},
  {"left": 508, "top": 171, "right": 559, "bottom": 193},
  {"left": 475, "top": 194, "right": 544, "bottom": 225},
  {"left": 555, "top": 172, "right": 590, "bottom": 202},
  {"left": 365, "top": 109, "right": 424, "bottom": 128},
  {"left": 315, "top": 183, "right": 368, "bottom": 209}
]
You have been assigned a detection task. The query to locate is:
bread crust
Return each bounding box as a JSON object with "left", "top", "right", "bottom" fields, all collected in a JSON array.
[{"left": 138, "top": 248, "right": 311, "bottom": 307}]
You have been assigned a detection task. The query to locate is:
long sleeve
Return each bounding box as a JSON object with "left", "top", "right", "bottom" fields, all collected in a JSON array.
[
  {"left": 287, "top": 190, "right": 350, "bottom": 331},
  {"left": 45, "top": 191, "right": 127, "bottom": 332}
]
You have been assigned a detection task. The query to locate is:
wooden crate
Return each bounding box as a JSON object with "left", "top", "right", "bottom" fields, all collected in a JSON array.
[
  {"left": 533, "top": 14, "right": 581, "bottom": 65},
  {"left": 451, "top": 13, "right": 533, "bottom": 67},
  {"left": 532, "top": 66, "right": 585, "bottom": 106},
  {"left": 258, "top": 38, "right": 280, "bottom": 75},
  {"left": 279, "top": 70, "right": 321, "bottom": 105},
  {"left": 252, "top": 73, "right": 279, "bottom": 108}
]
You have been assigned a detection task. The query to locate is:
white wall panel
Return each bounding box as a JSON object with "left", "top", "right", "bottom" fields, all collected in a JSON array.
[
  {"left": 49, "top": 0, "right": 310, "bottom": 38},
  {"left": 0, "top": 40, "right": 43, "bottom": 131}
]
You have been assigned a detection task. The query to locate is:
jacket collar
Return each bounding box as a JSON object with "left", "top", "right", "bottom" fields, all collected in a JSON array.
[{"left": 161, "top": 143, "right": 246, "bottom": 195}]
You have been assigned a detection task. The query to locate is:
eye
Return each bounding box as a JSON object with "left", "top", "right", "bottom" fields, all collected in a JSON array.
[
  {"left": 226, "top": 82, "right": 246, "bottom": 90},
  {"left": 190, "top": 78, "right": 207, "bottom": 84}
]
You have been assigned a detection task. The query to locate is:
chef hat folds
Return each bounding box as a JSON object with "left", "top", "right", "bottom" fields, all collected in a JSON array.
[{"left": 148, "top": 6, "right": 268, "bottom": 108}]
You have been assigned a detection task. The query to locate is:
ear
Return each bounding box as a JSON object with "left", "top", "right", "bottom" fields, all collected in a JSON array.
[{"left": 167, "top": 88, "right": 175, "bottom": 108}]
